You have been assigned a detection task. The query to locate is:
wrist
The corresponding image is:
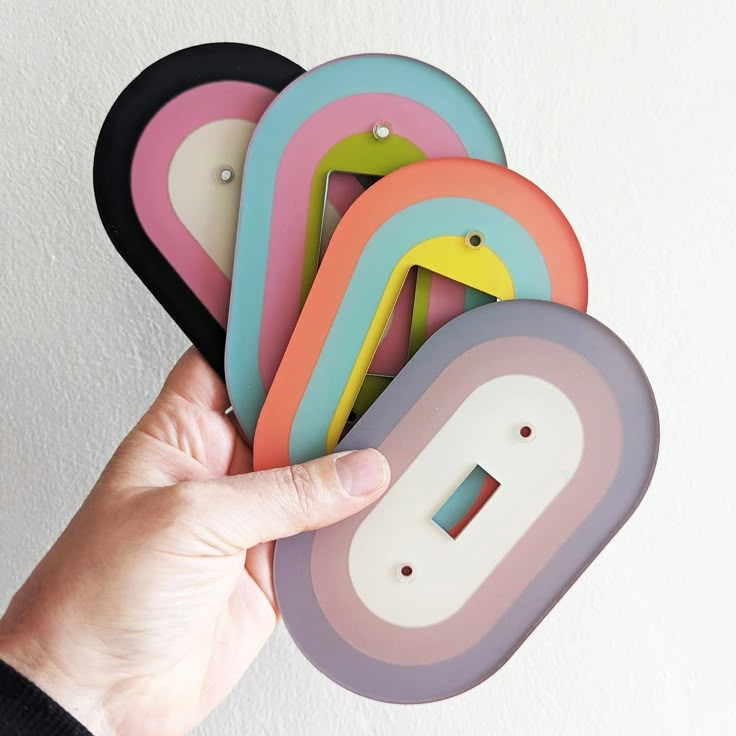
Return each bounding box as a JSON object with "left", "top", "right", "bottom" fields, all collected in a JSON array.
[{"left": 0, "top": 632, "right": 115, "bottom": 736}]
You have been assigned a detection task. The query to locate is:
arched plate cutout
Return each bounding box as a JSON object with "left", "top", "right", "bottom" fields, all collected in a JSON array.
[{"left": 274, "top": 300, "right": 659, "bottom": 703}]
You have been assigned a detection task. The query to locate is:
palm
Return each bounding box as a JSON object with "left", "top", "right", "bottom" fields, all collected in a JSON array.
[
  {"left": 0, "top": 348, "right": 384, "bottom": 736},
  {"left": 100, "top": 349, "right": 280, "bottom": 728}
]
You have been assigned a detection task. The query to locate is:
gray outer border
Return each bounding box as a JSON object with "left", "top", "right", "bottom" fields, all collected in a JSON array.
[{"left": 274, "top": 300, "right": 660, "bottom": 703}]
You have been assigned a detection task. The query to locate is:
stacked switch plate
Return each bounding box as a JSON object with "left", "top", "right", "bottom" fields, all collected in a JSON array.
[{"left": 94, "top": 43, "right": 659, "bottom": 703}]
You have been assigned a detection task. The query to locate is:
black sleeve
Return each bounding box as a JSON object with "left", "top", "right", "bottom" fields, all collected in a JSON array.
[{"left": 0, "top": 659, "right": 93, "bottom": 735}]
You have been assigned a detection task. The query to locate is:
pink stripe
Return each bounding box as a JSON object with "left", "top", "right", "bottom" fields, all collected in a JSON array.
[
  {"left": 323, "top": 173, "right": 365, "bottom": 215},
  {"left": 425, "top": 273, "right": 467, "bottom": 340},
  {"left": 131, "top": 81, "right": 277, "bottom": 326},
  {"left": 310, "top": 336, "right": 622, "bottom": 665},
  {"left": 370, "top": 270, "right": 417, "bottom": 375},
  {"left": 258, "top": 93, "right": 468, "bottom": 389}
]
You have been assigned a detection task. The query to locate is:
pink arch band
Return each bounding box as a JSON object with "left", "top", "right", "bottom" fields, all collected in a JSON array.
[
  {"left": 258, "top": 93, "right": 470, "bottom": 388},
  {"left": 131, "top": 81, "right": 277, "bottom": 327}
]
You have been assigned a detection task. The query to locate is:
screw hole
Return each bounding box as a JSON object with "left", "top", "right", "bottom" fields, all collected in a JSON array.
[
  {"left": 465, "top": 231, "right": 485, "bottom": 249},
  {"left": 518, "top": 424, "right": 535, "bottom": 441},
  {"left": 372, "top": 121, "right": 392, "bottom": 141},
  {"left": 217, "top": 165, "right": 235, "bottom": 184},
  {"left": 397, "top": 564, "right": 415, "bottom": 581}
]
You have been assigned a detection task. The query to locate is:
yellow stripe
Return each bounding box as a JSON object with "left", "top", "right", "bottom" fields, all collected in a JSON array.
[{"left": 326, "top": 235, "right": 514, "bottom": 449}]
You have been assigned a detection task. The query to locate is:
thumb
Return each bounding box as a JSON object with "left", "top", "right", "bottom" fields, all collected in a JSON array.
[{"left": 176, "top": 449, "right": 390, "bottom": 551}]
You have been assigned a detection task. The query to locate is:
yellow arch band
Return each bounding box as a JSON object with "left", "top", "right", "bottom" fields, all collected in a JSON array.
[{"left": 326, "top": 236, "right": 515, "bottom": 449}]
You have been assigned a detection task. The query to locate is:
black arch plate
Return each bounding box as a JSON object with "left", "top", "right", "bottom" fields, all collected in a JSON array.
[{"left": 93, "top": 43, "right": 304, "bottom": 376}]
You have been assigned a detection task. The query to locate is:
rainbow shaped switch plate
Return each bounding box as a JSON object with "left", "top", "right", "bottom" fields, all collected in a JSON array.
[
  {"left": 274, "top": 300, "right": 659, "bottom": 703},
  {"left": 225, "top": 54, "right": 510, "bottom": 439},
  {"left": 253, "top": 158, "right": 588, "bottom": 469},
  {"left": 92, "top": 44, "right": 659, "bottom": 704},
  {"left": 93, "top": 43, "right": 360, "bottom": 376}
]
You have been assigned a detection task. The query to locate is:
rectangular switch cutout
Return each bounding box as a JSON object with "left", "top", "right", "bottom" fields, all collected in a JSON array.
[
  {"left": 340, "top": 266, "right": 419, "bottom": 441},
  {"left": 320, "top": 171, "right": 382, "bottom": 262},
  {"left": 432, "top": 465, "right": 501, "bottom": 539}
]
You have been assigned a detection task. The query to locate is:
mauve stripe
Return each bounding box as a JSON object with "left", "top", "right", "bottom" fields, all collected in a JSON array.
[
  {"left": 273, "top": 301, "right": 658, "bottom": 703},
  {"left": 310, "top": 336, "right": 620, "bottom": 665}
]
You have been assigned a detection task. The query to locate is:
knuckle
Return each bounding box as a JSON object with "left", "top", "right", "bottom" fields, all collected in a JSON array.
[
  {"left": 168, "top": 482, "right": 204, "bottom": 518},
  {"left": 282, "top": 463, "right": 321, "bottom": 519}
]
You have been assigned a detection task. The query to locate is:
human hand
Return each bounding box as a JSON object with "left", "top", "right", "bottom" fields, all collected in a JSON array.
[{"left": 0, "top": 348, "right": 390, "bottom": 735}]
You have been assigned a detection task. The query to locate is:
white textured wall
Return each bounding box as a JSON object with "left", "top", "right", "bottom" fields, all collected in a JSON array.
[{"left": 1, "top": 1, "right": 734, "bottom": 733}]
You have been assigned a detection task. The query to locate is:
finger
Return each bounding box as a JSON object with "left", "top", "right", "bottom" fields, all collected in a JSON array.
[
  {"left": 158, "top": 346, "right": 231, "bottom": 414},
  {"left": 183, "top": 449, "right": 390, "bottom": 551},
  {"left": 228, "top": 433, "right": 254, "bottom": 476},
  {"left": 244, "top": 541, "right": 277, "bottom": 608}
]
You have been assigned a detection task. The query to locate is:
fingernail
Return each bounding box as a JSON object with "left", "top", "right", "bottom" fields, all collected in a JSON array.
[{"left": 335, "top": 449, "right": 389, "bottom": 497}]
